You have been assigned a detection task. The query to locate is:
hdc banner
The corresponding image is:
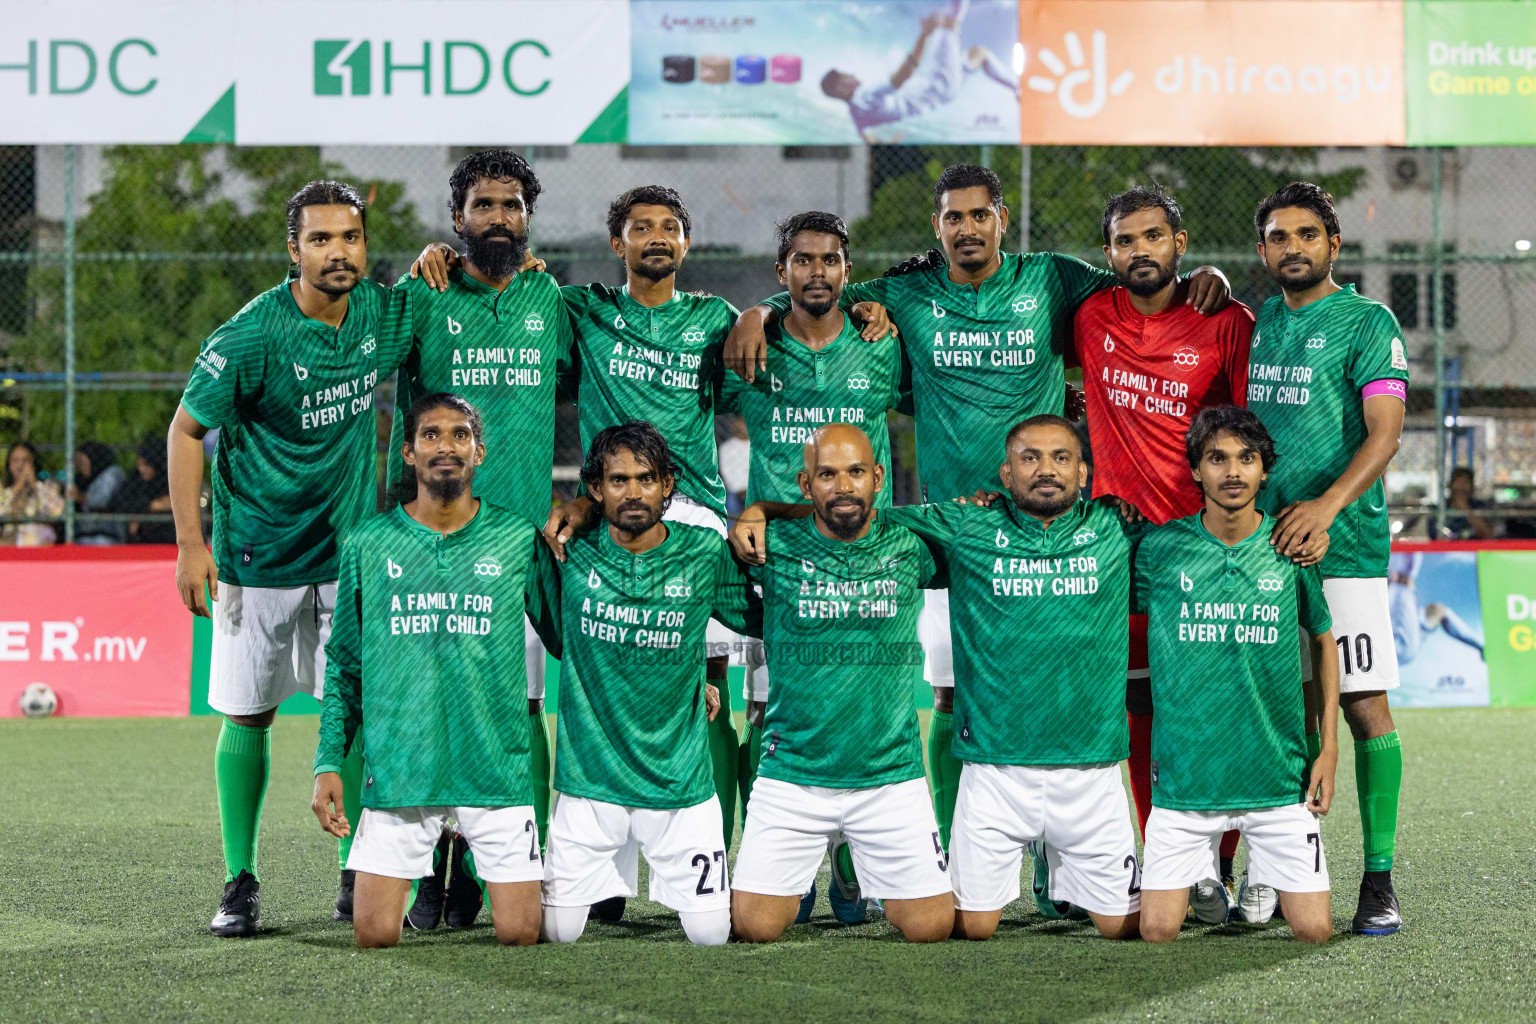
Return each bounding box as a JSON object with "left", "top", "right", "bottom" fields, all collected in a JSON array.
[{"left": 0, "top": 549, "right": 193, "bottom": 717}]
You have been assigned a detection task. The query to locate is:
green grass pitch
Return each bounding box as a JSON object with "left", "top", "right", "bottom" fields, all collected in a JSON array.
[{"left": 2, "top": 708, "right": 1532, "bottom": 1023}]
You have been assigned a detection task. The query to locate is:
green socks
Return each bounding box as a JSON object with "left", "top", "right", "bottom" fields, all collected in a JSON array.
[
  {"left": 530, "top": 708, "right": 553, "bottom": 853},
  {"left": 927, "top": 710, "right": 961, "bottom": 851},
  {"left": 738, "top": 722, "right": 762, "bottom": 822},
  {"left": 214, "top": 720, "right": 270, "bottom": 883},
  {"left": 336, "top": 742, "right": 365, "bottom": 870},
  {"left": 1355, "top": 731, "right": 1403, "bottom": 873},
  {"left": 707, "top": 680, "right": 738, "bottom": 851}
]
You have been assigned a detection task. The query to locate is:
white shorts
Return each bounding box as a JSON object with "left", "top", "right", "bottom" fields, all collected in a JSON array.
[
  {"left": 1142, "top": 804, "right": 1329, "bottom": 894},
  {"left": 1300, "top": 576, "right": 1400, "bottom": 693},
  {"left": 542, "top": 794, "right": 729, "bottom": 913},
  {"left": 734, "top": 776, "right": 951, "bottom": 901},
  {"left": 663, "top": 496, "right": 735, "bottom": 658},
  {"left": 950, "top": 762, "right": 1140, "bottom": 916},
  {"left": 918, "top": 587, "right": 953, "bottom": 688},
  {"left": 524, "top": 616, "right": 546, "bottom": 701},
  {"left": 209, "top": 582, "right": 334, "bottom": 716},
  {"left": 346, "top": 804, "right": 543, "bottom": 884}
]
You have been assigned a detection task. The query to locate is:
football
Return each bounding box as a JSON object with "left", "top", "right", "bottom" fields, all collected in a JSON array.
[{"left": 19, "top": 683, "right": 58, "bottom": 719}]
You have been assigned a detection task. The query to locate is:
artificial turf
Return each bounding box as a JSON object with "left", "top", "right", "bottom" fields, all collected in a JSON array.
[{"left": 1, "top": 708, "right": 1532, "bottom": 1023}]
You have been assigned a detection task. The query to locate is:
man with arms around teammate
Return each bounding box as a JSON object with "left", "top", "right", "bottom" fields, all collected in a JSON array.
[
  {"left": 1135, "top": 406, "right": 1339, "bottom": 944},
  {"left": 537, "top": 422, "right": 755, "bottom": 947},
  {"left": 730, "top": 424, "right": 953, "bottom": 944},
  {"left": 725, "top": 164, "right": 1231, "bottom": 854},
  {"left": 311, "top": 393, "right": 556, "bottom": 948},
  {"left": 1247, "top": 183, "right": 1408, "bottom": 935}
]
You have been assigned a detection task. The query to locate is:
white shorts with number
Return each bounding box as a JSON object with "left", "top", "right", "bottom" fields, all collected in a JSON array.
[
  {"left": 1142, "top": 803, "right": 1329, "bottom": 894},
  {"left": 542, "top": 794, "right": 730, "bottom": 913},
  {"left": 950, "top": 762, "right": 1140, "bottom": 916},
  {"left": 919, "top": 587, "right": 953, "bottom": 688},
  {"left": 1300, "top": 576, "right": 1399, "bottom": 693},
  {"left": 209, "top": 582, "right": 334, "bottom": 716},
  {"left": 346, "top": 804, "right": 543, "bottom": 884},
  {"left": 734, "top": 776, "right": 951, "bottom": 900},
  {"left": 524, "top": 616, "right": 547, "bottom": 701},
  {"left": 663, "top": 496, "right": 736, "bottom": 659}
]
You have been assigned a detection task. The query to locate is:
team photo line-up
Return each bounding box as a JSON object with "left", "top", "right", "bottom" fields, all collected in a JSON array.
[{"left": 168, "top": 148, "right": 1407, "bottom": 947}]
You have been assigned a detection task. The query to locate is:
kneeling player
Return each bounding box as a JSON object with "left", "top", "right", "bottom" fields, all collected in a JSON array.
[
  {"left": 538, "top": 423, "right": 755, "bottom": 947},
  {"left": 311, "top": 394, "right": 557, "bottom": 948},
  {"left": 1134, "top": 407, "right": 1340, "bottom": 944},
  {"left": 731, "top": 425, "right": 953, "bottom": 944}
]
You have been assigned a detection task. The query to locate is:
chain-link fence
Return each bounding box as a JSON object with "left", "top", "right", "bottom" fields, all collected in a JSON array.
[{"left": 2, "top": 142, "right": 1533, "bottom": 543}]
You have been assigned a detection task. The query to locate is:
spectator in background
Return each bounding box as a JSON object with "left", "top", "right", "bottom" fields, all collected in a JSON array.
[
  {"left": 108, "top": 436, "right": 175, "bottom": 544},
  {"left": 71, "top": 441, "right": 127, "bottom": 545},
  {"left": 717, "top": 414, "right": 750, "bottom": 519},
  {"left": 1428, "top": 466, "right": 1495, "bottom": 540},
  {"left": 0, "top": 440, "right": 64, "bottom": 547}
]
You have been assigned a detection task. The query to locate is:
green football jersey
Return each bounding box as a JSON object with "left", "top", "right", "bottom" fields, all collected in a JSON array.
[
  {"left": 385, "top": 270, "right": 574, "bottom": 523},
  {"left": 763, "top": 253, "right": 1112, "bottom": 501},
  {"left": 1133, "top": 512, "right": 1332, "bottom": 812},
  {"left": 545, "top": 522, "right": 759, "bottom": 809},
  {"left": 181, "top": 273, "right": 409, "bottom": 588},
  {"left": 314, "top": 502, "right": 559, "bottom": 809},
  {"left": 1247, "top": 286, "right": 1410, "bottom": 578},
  {"left": 719, "top": 313, "right": 904, "bottom": 508},
  {"left": 563, "top": 283, "right": 737, "bottom": 515},
  {"left": 749, "top": 515, "right": 940, "bottom": 788},
  {"left": 884, "top": 498, "right": 1133, "bottom": 765}
]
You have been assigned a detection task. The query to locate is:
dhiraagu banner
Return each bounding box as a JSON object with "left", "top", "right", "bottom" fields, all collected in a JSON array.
[{"left": 1406, "top": 0, "right": 1536, "bottom": 145}]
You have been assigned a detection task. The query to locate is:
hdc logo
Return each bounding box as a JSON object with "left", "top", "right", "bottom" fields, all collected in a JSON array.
[{"left": 314, "top": 39, "right": 552, "bottom": 97}]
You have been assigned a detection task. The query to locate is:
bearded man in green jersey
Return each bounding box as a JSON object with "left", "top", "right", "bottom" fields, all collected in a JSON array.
[
  {"left": 170, "top": 180, "right": 428, "bottom": 937},
  {"left": 724, "top": 164, "right": 1232, "bottom": 856},
  {"left": 718, "top": 210, "right": 906, "bottom": 925},
  {"left": 384, "top": 149, "right": 573, "bottom": 931},
  {"left": 312, "top": 393, "right": 557, "bottom": 949},
  {"left": 1135, "top": 406, "right": 1340, "bottom": 944},
  {"left": 731, "top": 424, "right": 953, "bottom": 945},
  {"left": 1247, "top": 183, "right": 1408, "bottom": 936},
  {"left": 538, "top": 422, "right": 756, "bottom": 947}
]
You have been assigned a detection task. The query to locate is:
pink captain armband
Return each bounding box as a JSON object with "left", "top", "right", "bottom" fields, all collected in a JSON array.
[{"left": 1362, "top": 379, "right": 1407, "bottom": 402}]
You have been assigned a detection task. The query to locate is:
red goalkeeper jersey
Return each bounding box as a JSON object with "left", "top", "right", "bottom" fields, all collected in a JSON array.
[{"left": 1073, "top": 286, "right": 1255, "bottom": 526}]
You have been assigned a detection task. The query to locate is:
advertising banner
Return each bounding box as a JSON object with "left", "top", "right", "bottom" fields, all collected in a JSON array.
[
  {"left": 0, "top": 551, "right": 193, "bottom": 717},
  {"left": 1477, "top": 550, "right": 1536, "bottom": 706},
  {"left": 628, "top": 0, "right": 1022, "bottom": 144},
  {"left": 1405, "top": 0, "right": 1536, "bottom": 145},
  {"left": 1387, "top": 550, "right": 1490, "bottom": 708},
  {"left": 1017, "top": 0, "right": 1405, "bottom": 145}
]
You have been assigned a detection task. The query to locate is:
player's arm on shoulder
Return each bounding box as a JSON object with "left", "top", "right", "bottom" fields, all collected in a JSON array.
[
  {"left": 1050, "top": 251, "right": 1118, "bottom": 308},
  {"left": 524, "top": 531, "right": 564, "bottom": 659},
  {"left": 729, "top": 500, "right": 810, "bottom": 564},
  {"left": 725, "top": 294, "right": 787, "bottom": 381},
  {"left": 409, "top": 241, "right": 460, "bottom": 292},
  {"left": 1182, "top": 265, "right": 1232, "bottom": 316},
  {"left": 543, "top": 493, "right": 599, "bottom": 563},
  {"left": 878, "top": 500, "right": 961, "bottom": 551},
  {"left": 1226, "top": 303, "right": 1257, "bottom": 405},
  {"left": 1097, "top": 493, "right": 1146, "bottom": 528},
  {"left": 712, "top": 535, "right": 763, "bottom": 639}
]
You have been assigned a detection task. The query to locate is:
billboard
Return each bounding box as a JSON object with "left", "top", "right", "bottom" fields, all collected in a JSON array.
[
  {"left": 1406, "top": 0, "right": 1536, "bottom": 145},
  {"left": 1017, "top": 0, "right": 1406, "bottom": 145},
  {"left": 1387, "top": 551, "right": 1489, "bottom": 708},
  {"left": 1478, "top": 550, "right": 1536, "bottom": 706},
  {"left": 628, "top": 0, "right": 1022, "bottom": 144}
]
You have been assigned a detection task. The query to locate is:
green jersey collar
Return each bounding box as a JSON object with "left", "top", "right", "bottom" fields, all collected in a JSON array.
[
  {"left": 393, "top": 500, "right": 489, "bottom": 543},
  {"left": 776, "top": 310, "right": 857, "bottom": 354},
  {"left": 937, "top": 251, "right": 1016, "bottom": 297},
  {"left": 277, "top": 269, "right": 354, "bottom": 340},
  {"left": 1283, "top": 283, "right": 1356, "bottom": 319},
  {"left": 796, "top": 510, "right": 887, "bottom": 551},
  {"left": 619, "top": 282, "right": 682, "bottom": 310},
  {"left": 1193, "top": 508, "right": 1271, "bottom": 550},
  {"left": 597, "top": 519, "right": 675, "bottom": 560},
  {"left": 1000, "top": 495, "right": 1089, "bottom": 537}
]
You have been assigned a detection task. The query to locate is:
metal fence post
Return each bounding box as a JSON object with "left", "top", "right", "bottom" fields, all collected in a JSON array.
[
  {"left": 1018, "top": 144, "right": 1031, "bottom": 252},
  {"left": 1430, "top": 146, "right": 1447, "bottom": 538},
  {"left": 63, "top": 144, "right": 77, "bottom": 544}
]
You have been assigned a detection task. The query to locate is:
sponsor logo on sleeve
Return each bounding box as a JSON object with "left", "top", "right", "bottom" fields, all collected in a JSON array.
[{"left": 1390, "top": 336, "right": 1409, "bottom": 371}]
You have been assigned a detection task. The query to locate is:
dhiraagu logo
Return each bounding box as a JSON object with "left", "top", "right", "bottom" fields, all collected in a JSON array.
[
  {"left": 1026, "top": 30, "right": 1133, "bottom": 118},
  {"left": 314, "top": 38, "right": 553, "bottom": 97}
]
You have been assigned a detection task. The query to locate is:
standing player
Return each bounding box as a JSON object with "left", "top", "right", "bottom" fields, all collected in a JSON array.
[
  {"left": 1135, "top": 407, "right": 1339, "bottom": 944},
  {"left": 717, "top": 211, "right": 904, "bottom": 901},
  {"left": 311, "top": 393, "right": 556, "bottom": 948},
  {"left": 725, "top": 164, "right": 1231, "bottom": 851},
  {"left": 537, "top": 423, "right": 756, "bottom": 947},
  {"left": 384, "top": 150, "right": 572, "bottom": 928},
  {"left": 1247, "top": 183, "right": 1408, "bottom": 935},
  {"left": 730, "top": 425, "right": 953, "bottom": 944},
  {"left": 169, "top": 181, "right": 413, "bottom": 936},
  {"left": 1071, "top": 184, "right": 1257, "bottom": 914}
]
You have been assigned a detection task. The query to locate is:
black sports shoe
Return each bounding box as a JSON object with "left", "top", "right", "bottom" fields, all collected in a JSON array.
[
  {"left": 406, "top": 832, "right": 450, "bottom": 931},
  {"left": 210, "top": 870, "right": 261, "bottom": 937},
  {"left": 334, "top": 869, "right": 356, "bottom": 922},
  {"left": 443, "top": 835, "right": 483, "bottom": 929},
  {"left": 589, "top": 896, "right": 626, "bottom": 923},
  {"left": 1351, "top": 874, "right": 1402, "bottom": 936}
]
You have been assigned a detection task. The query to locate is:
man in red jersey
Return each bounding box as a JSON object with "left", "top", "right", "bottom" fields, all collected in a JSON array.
[{"left": 1072, "top": 185, "right": 1257, "bottom": 922}]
